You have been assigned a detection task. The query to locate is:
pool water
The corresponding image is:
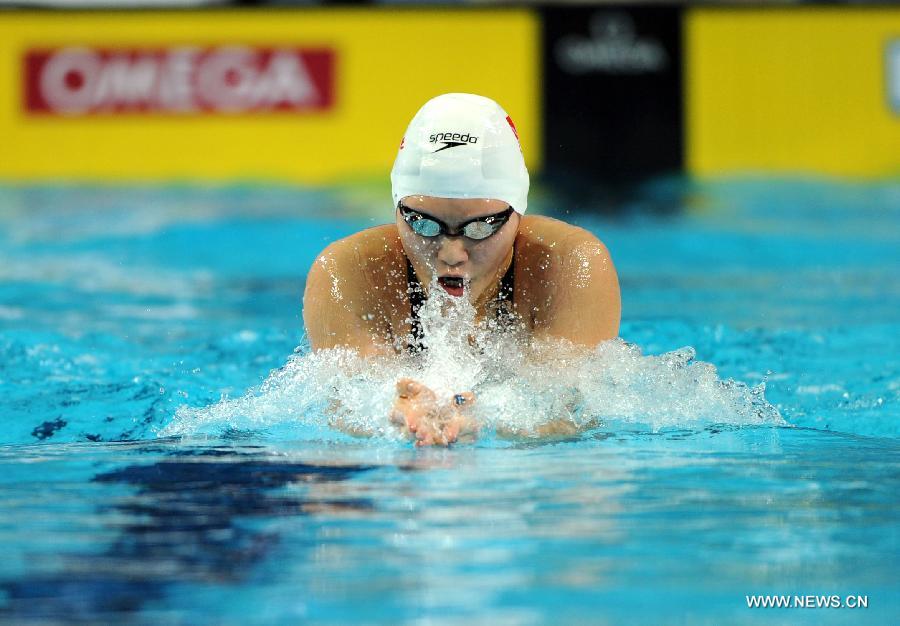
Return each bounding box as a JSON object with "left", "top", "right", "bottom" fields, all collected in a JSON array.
[{"left": 0, "top": 179, "right": 898, "bottom": 624}]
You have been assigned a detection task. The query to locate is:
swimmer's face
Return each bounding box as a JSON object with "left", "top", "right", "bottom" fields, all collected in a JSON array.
[{"left": 396, "top": 195, "right": 520, "bottom": 304}]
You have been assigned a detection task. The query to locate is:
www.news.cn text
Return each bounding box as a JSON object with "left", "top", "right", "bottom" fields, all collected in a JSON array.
[{"left": 746, "top": 595, "right": 868, "bottom": 609}]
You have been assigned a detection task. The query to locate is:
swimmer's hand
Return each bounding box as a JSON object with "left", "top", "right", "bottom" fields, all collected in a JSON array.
[{"left": 390, "top": 378, "right": 477, "bottom": 447}]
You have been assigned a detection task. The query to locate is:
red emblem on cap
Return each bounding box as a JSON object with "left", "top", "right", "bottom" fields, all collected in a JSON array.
[{"left": 506, "top": 115, "right": 519, "bottom": 142}]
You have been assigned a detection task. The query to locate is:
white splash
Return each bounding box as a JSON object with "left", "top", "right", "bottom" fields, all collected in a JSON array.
[{"left": 163, "top": 281, "right": 784, "bottom": 440}]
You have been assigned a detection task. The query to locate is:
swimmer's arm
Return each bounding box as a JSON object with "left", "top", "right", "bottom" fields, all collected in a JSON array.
[
  {"left": 495, "top": 420, "right": 582, "bottom": 441},
  {"left": 516, "top": 235, "right": 617, "bottom": 438},
  {"left": 493, "top": 381, "right": 591, "bottom": 442},
  {"left": 305, "top": 246, "right": 420, "bottom": 440},
  {"left": 302, "top": 245, "right": 395, "bottom": 357},
  {"left": 535, "top": 235, "right": 621, "bottom": 347},
  {"left": 494, "top": 332, "right": 599, "bottom": 442}
]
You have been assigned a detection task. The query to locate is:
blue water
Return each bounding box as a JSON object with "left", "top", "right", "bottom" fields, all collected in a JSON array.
[{"left": 0, "top": 180, "right": 898, "bottom": 624}]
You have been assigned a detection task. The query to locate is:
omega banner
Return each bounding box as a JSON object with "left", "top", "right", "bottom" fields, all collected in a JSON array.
[
  {"left": 23, "top": 47, "right": 336, "bottom": 115},
  {"left": 541, "top": 5, "right": 684, "bottom": 186},
  {"left": 0, "top": 10, "right": 539, "bottom": 183}
]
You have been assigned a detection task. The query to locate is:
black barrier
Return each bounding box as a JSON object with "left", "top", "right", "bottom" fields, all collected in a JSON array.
[{"left": 542, "top": 6, "right": 683, "bottom": 192}]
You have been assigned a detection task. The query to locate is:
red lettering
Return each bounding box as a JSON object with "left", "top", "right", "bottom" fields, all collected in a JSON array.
[{"left": 23, "top": 46, "right": 336, "bottom": 116}]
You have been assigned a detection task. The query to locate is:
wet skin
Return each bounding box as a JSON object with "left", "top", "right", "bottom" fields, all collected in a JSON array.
[{"left": 303, "top": 196, "right": 621, "bottom": 446}]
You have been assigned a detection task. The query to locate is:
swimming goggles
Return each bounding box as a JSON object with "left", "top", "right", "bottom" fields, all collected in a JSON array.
[{"left": 398, "top": 202, "right": 515, "bottom": 241}]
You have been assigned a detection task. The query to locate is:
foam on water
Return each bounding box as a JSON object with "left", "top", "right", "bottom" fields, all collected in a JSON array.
[{"left": 164, "top": 280, "right": 784, "bottom": 441}]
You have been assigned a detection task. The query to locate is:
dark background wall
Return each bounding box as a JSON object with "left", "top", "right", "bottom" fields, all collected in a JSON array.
[{"left": 542, "top": 6, "right": 684, "bottom": 189}]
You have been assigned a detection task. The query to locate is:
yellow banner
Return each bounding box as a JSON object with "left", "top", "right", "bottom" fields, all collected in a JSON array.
[
  {"left": 686, "top": 8, "right": 900, "bottom": 177},
  {"left": 0, "top": 9, "right": 540, "bottom": 183}
]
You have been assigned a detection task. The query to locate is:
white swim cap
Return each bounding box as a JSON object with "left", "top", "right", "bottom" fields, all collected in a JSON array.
[{"left": 391, "top": 93, "right": 529, "bottom": 214}]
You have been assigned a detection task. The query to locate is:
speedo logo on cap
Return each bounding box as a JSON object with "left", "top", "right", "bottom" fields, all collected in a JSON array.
[{"left": 428, "top": 131, "right": 478, "bottom": 152}]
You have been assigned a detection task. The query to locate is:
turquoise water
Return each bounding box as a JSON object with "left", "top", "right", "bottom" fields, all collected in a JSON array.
[{"left": 0, "top": 180, "right": 898, "bottom": 623}]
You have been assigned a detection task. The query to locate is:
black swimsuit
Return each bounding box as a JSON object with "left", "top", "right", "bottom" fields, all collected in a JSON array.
[{"left": 406, "top": 256, "right": 515, "bottom": 353}]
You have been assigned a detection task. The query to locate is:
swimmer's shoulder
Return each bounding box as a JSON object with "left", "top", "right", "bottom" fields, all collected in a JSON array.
[
  {"left": 518, "top": 215, "right": 603, "bottom": 246},
  {"left": 304, "top": 225, "right": 407, "bottom": 351},
  {"left": 311, "top": 224, "right": 404, "bottom": 274},
  {"left": 306, "top": 224, "right": 406, "bottom": 310},
  {"left": 513, "top": 216, "right": 619, "bottom": 340},
  {"left": 515, "top": 215, "right": 609, "bottom": 268}
]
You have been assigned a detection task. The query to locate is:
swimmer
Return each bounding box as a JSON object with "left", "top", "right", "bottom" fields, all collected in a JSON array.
[{"left": 303, "top": 93, "right": 620, "bottom": 446}]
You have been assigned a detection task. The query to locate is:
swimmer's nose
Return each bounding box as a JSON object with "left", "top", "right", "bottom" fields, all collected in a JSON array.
[{"left": 436, "top": 236, "right": 468, "bottom": 268}]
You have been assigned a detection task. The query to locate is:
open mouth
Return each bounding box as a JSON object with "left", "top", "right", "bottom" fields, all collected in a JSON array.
[{"left": 437, "top": 276, "right": 466, "bottom": 296}]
